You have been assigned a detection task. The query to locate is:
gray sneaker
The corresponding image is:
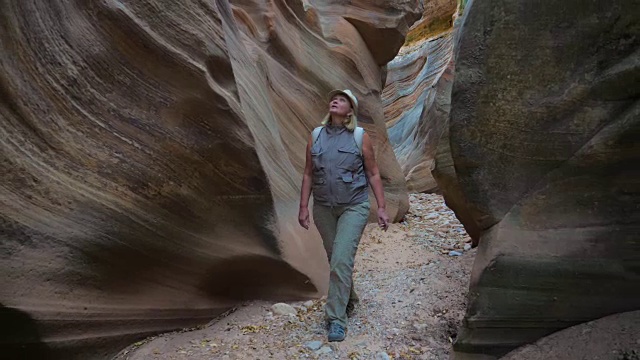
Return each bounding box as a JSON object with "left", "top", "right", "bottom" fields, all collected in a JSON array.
[{"left": 328, "top": 322, "right": 346, "bottom": 342}]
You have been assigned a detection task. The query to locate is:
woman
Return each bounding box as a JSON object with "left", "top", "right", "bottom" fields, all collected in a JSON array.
[{"left": 298, "top": 89, "right": 390, "bottom": 342}]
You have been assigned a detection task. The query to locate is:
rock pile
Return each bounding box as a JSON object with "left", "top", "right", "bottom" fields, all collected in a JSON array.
[{"left": 399, "top": 194, "right": 472, "bottom": 255}]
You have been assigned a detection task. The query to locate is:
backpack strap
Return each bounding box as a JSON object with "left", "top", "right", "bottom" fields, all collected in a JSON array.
[
  {"left": 354, "top": 126, "right": 364, "bottom": 155},
  {"left": 312, "top": 126, "right": 323, "bottom": 145}
]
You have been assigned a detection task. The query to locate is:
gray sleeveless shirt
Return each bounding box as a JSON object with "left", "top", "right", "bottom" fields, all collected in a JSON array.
[{"left": 311, "top": 126, "right": 369, "bottom": 206}]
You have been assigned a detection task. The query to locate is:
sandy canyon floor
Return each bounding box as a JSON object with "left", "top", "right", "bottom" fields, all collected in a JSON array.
[{"left": 115, "top": 194, "right": 475, "bottom": 360}]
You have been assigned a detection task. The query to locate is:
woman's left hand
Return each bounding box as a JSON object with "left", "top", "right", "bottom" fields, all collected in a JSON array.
[
  {"left": 377, "top": 207, "right": 390, "bottom": 231},
  {"left": 298, "top": 207, "right": 310, "bottom": 230}
]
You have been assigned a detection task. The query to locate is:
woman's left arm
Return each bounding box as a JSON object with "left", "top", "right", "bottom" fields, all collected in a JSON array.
[{"left": 362, "top": 132, "right": 390, "bottom": 230}]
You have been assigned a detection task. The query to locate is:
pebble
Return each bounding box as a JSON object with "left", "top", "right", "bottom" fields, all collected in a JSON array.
[
  {"left": 315, "top": 345, "right": 332, "bottom": 355},
  {"left": 449, "top": 251, "right": 463, "bottom": 256},
  {"left": 406, "top": 194, "right": 472, "bottom": 255},
  {"left": 464, "top": 243, "right": 472, "bottom": 251},
  {"left": 413, "top": 323, "right": 428, "bottom": 331},
  {"left": 305, "top": 340, "right": 323, "bottom": 351},
  {"left": 271, "top": 303, "right": 297, "bottom": 316},
  {"left": 286, "top": 313, "right": 301, "bottom": 324},
  {"left": 128, "top": 194, "right": 473, "bottom": 360}
]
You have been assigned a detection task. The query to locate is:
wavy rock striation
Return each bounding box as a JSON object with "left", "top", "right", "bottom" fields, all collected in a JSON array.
[
  {"left": 384, "top": 33, "right": 455, "bottom": 194},
  {"left": 384, "top": 0, "right": 458, "bottom": 194},
  {"left": 0, "top": 1, "right": 420, "bottom": 358},
  {"left": 383, "top": 1, "right": 481, "bottom": 244},
  {"left": 449, "top": 0, "right": 640, "bottom": 358}
]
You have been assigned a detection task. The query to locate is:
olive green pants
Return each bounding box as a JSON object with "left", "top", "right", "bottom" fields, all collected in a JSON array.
[{"left": 313, "top": 201, "right": 370, "bottom": 328}]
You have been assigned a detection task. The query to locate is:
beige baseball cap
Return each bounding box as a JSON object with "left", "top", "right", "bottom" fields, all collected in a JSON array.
[{"left": 328, "top": 89, "right": 358, "bottom": 116}]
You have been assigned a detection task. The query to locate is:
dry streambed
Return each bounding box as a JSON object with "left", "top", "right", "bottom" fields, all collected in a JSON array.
[{"left": 116, "top": 194, "right": 475, "bottom": 360}]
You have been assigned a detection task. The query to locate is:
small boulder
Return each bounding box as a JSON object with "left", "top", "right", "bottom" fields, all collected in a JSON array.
[
  {"left": 315, "top": 345, "right": 333, "bottom": 355},
  {"left": 305, "top": 340, "right": 323, "bottom": 351},
  {"left": 413, "top": 323, "right": 428, "bottom": 331},
  {"left": 271, "top": 303, "right": 297, "bottom": 316}
]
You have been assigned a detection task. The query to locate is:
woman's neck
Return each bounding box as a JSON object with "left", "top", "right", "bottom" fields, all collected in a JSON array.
[{"left": 330, "top": 115, "right": 346, "bottom": 127}]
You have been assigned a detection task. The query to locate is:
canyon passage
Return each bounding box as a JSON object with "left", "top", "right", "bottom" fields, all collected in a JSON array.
[{"left": 1, "top": 0, "right": 638, "bottom": 359}]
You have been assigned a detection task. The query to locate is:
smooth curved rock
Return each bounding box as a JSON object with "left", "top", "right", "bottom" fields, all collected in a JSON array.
[
  {"left": 384, "top": 4, "right": 481, "bottom": 241},
  {"left": 450, "top": 0, "right": 640, "bottom": 358},
  {"left": 0, "top": 1, "right": 420, "bottom": 358},
  {"left": 385, "top": 33, "right": 455, "bottom": 193},
  {"left": 502, "top": 311, "right": 640, "bottom": 360},
  {"left": 383, "top": 0, "right": 481, "bottom": 242},
  {"left": 431, "top": 96, "right": 482, "bottom": 245},
  {"left": 384, "top": 1, "right": 458, "bottom": 194},
  {"left": 430, "top": 16, "right": 482, "bottom": 245}
]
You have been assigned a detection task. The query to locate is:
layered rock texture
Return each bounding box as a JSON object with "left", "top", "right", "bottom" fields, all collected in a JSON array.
[
  {"left": 403, "top": 0, "right": 456, "bottom": 46},
  {"left": 448, "top": 0, "right": 640, "bottom": 358},
  {"left": 0, "top": 1, "right": 419, "bottom": 358},
  {"left": 384, "top": 0, "right": 459, "bottom": 194},
  {"left": 383, "top": 0, "right": 482, "bottom": 244},
  {"left": 384, "top": 34, "right": 455, "bottom": 193}
]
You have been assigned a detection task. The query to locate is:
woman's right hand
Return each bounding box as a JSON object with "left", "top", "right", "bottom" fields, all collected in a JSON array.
[
  {"left": 298, "top": 206, "right": 310, "bottom": 230},
  {"left": 377, "top": 207, "right": 390, "bottom": 231}
]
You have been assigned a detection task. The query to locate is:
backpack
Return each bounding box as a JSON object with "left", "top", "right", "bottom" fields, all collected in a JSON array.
[{"left": 312, "top": 126, "right": 364, "bottom": 155}]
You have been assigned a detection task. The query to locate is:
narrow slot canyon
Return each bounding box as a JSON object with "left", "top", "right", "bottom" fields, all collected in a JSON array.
[{"left": 1, "top": 0, "right": 638, "bottom": 359}]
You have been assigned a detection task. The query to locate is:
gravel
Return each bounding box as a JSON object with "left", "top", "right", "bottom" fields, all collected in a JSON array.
[{"left": 116, "top": 194, "right": 476, "bottom": 360}]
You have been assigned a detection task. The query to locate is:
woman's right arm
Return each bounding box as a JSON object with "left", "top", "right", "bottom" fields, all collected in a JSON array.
[{"left": 298, "top": 134, "right": 313, "bottom": 229}]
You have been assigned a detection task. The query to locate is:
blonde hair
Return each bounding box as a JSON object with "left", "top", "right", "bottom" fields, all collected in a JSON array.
[{"left": 321, "top": 113, "right": 358, "bottom": 131}]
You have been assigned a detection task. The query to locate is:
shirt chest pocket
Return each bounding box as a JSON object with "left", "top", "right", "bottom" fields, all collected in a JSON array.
[
  {"left": 336, "top": 146, "right": 365, "bottom": 189},
  {"left": 335, "top": 146, "right": 366, "bottom": 202},
  {"left": 336, "top": 146, "right": 362, "bottom": 171},
  {"left": 311, "top": 146, "right": 325, "bottom": 171}
]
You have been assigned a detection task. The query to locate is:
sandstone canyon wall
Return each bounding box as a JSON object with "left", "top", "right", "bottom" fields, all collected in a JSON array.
[
  {"left": 403, "top": 0, "right": 456, "bottom": 47},
  {"left": 384, "top": 34, "right": 454, "bottom": 193},
  {"left": 383, "top": 0, "right": 482, "bottom": 243},
  {"left": 448, "top": 0, "right": 640, "bottom": 358},
  {"left": 384, "top": 0, "right": 457, "bottom": 194},
  {"left": 0, "top": 1, "right": 419, "bottom": 358}
]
